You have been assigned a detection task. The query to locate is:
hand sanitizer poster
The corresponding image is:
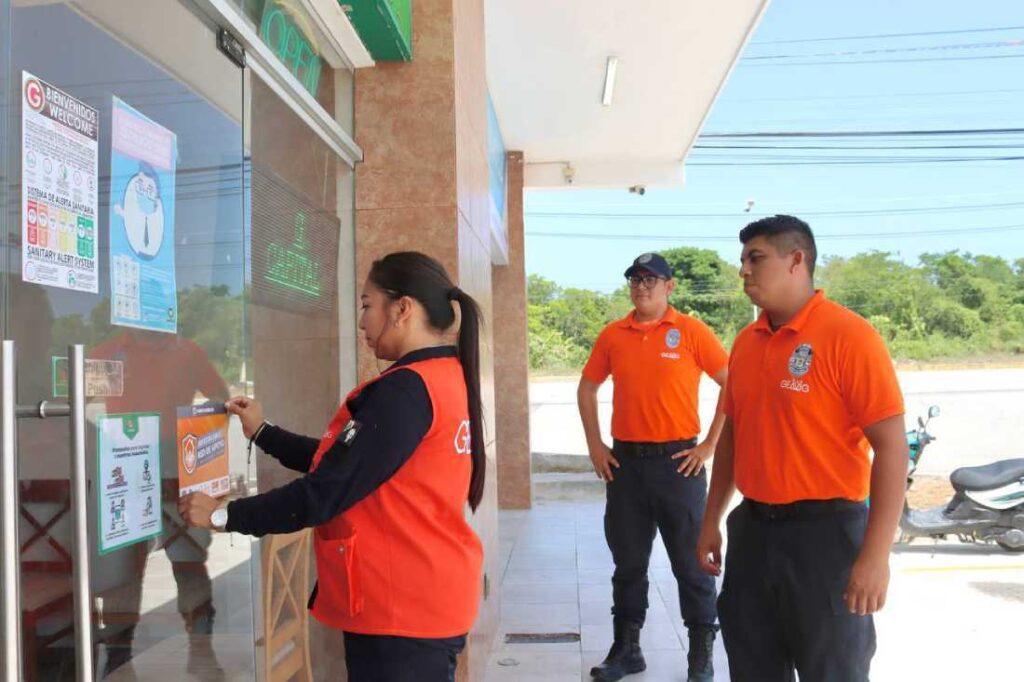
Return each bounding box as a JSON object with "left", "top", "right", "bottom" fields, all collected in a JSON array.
[
  {"left": 109, "top": 97, "right": 178, "bottom": 333},
  {"left": 97, "top": 412, "right": 162, "bottom": 554}
]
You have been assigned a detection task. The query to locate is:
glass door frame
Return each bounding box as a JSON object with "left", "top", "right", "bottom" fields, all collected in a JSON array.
[{"left": 3, "top": 2, "right": 252, "bottom": 680}]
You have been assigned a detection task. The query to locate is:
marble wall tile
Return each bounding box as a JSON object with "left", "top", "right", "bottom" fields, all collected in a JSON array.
[
  {"left": 354, "top": 0, "right": 458, "bottom": 212},
  {"left": 458, "top": 214, "right": 500, "bottom": 682},
  {"left": 354, "top": 0, "right": 503, "bottom": 676}
]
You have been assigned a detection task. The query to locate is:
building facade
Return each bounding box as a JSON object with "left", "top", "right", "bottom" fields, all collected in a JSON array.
[{"left": 0, "top": 0, "right": 530, "bottom": 679}]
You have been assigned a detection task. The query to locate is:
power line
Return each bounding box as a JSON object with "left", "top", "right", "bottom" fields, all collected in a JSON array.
[
  {"left": 693, "top": 144, "right": 1024, "bottom": 151},
  {"left": 742, "top": 39, "right": 1024, "bottom": 62},
  {"left": 749, "top": 26, "right": 1024, "bottom": 46},
  {"left": 527, "top": 201, "right": 1024, "bottom": 220},
  {"left": 526, "top": 191, "right": 1024, "bottom": 211},
  {"left": 739, "top": 53, "right": 1024, "bottom": 67},
  {"left": 700, "top": 127, "right": 1024, "bottom": 138},
  {"left": 526, "top": 223, "right": 1024, "bottom": 242},
  {"left": 686, "top": 156, "right": 1024, "bottom": 166},
  {"left": 726, "top": 87, "right": 1024, "bottom": 103}
]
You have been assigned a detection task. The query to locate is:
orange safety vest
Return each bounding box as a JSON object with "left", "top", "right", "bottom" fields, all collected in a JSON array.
[{"left": 308, "top": 356, "right": 483, "bottom": 637}]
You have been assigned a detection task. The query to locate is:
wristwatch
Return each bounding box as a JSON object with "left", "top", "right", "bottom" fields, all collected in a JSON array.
[{"left": 210, "top": 506, "right": 228, "bottom": 531}]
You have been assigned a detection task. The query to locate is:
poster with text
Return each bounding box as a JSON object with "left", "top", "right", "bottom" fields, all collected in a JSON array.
[
  {"left": 177, "top": 403, "right": 230, "bottom": 498},
  {"left": 109, "top": 96, "right": 178, "bottom": 333},
  {"left": 97, "top": 412, "right": 162, "bottom": 554},
  {"left": 21, "top": 71, "right": 99, "bottom": 293}
]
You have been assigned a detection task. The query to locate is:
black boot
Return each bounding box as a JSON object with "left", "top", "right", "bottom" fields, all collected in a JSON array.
[
  {"left": 686, "top": 625, "right": 718, "bottom": 682},
  {"left": 185, "top": 605, "right": 226, "bottom": 680},
  {"left": 102, "top": 625, "right": 136, "bottom": 676},
  {"left": 590, "top": 619, "right": 645, "bottom": 682}
]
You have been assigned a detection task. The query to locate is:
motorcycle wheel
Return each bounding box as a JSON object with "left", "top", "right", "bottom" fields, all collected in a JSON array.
[{"left": 997, "top": 541, "right": 1024, "bottom": 553}]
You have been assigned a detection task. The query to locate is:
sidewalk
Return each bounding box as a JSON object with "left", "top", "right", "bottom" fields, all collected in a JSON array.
[
  {"left": 485, "top": 497, "right": 1024, "bottom": 681},
  {"left": 485, "top": 499, "right": 730, "bottom": 681}
]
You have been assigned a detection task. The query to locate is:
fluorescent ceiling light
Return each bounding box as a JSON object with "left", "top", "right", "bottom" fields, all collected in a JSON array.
[{"left": 602, "top": 56, "right": 618, "bottom": 106}]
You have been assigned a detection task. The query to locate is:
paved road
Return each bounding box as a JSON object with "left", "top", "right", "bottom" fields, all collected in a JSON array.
[
  {"left": 530, "top": 368, "right": 1024, "bottom": 475},
  {"left": 876, "top": 541, "right": 1024, "bottom": 681}
]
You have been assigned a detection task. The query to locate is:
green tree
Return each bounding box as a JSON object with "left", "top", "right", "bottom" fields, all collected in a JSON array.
[
  {"left": 51, "top": 314, "right": 92, "bottom": 356},
  {"left": 177, "top": 286, "right": 245, "bottom": 380},
  {"left": 973, "top": 255, "right": 1015, "bottom": 286},
  {"left": 660, "top": 247, "right": 750, "bottom": 341},
  {"left": 525, "top": 249, "right": 1024, "bottom": 372},
  {"left": 922, "top": 299, "right": 982, "bottom": 339},
  {"left": 541, "top": 287, "right": 619, "bottom": 348},
  {"left": 527, "top": 274, "right": 560, "bottom": 306},
  {"left": 527, "top": 304, "right": 587, "bottom": 371},
  {"left": 818, "top": 252, "right": 932, "bottom": 339}
]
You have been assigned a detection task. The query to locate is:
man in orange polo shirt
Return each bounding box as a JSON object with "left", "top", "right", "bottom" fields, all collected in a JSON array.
[
  {"left": 696, "top": 215, "right": 908, "bottom": 681},
  {"left": 578, "top": 252, "right": 728, "bottom": 682}
]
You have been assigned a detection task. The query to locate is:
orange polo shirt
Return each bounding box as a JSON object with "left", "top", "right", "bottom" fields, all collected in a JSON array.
[
  {"left": 582, "top": 306, "right": 728, "bottom": 442},
  {"left": 724, "top": 291, "right": 904, "bottom": 504}
]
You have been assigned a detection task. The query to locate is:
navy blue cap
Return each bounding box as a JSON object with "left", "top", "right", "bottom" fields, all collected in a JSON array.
[{"left": 624, "top": 252, "right": 672, "bottom": 279}]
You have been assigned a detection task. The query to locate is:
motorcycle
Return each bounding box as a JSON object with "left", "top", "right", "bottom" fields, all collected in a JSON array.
[{"left": 898, "top": 405, "right": 1024, "bottom": 552}]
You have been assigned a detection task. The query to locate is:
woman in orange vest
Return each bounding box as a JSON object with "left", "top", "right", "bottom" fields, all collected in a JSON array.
[{"left": 179, "top": 251, "right": 486, "bottom": 681}]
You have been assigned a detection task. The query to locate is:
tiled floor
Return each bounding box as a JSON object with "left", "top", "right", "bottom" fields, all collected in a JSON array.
[{"left": 485, "top": 499, "right": 730, "bottom": 682}]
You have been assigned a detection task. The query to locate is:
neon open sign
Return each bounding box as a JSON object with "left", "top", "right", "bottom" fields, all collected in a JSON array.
[{"left": 260, "top": 2, "right": 323, "bottom": 98}]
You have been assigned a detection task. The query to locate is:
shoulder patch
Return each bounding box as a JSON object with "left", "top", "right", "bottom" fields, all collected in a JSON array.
[{"left": 339, "top": 419, "right": 361, "bottom": 446}]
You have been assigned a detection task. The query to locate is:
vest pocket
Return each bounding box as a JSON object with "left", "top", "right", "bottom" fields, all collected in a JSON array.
[{"left": 317, "top": 532, "right": 364, "bottom": 617}]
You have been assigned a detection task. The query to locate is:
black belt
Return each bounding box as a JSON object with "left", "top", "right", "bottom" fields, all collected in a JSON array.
[
  {"left": 744, "top": 498, "right": 865, "bottom": 520},
  {"left": 613, "top": 438, "right": 697, "bottom": 458}
]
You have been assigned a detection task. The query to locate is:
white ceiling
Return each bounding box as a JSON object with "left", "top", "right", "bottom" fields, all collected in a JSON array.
[{"left": 485, "top": 0, "right": 769, "bottom": 188}]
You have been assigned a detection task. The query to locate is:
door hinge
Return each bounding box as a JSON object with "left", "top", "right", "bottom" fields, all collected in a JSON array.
[{"left": 217, "top": 28, "right": 246, "bottom": 69}]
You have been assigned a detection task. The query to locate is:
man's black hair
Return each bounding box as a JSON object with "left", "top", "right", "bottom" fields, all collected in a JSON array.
[{"left": 739, "top": 214, "right": 817, "bottom": 277}]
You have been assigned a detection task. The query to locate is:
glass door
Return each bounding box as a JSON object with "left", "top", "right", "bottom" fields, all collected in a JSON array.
[{"left": 3, "top": 1, "right": 255, "bottom": 679}]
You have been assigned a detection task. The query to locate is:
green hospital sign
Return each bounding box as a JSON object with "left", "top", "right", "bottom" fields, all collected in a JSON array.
[
  {"left": 261, "top": 2, "right": 323, "bottom": 97},
  {"left": 265, "top": 211, "right": 322, "bottom": 298}
]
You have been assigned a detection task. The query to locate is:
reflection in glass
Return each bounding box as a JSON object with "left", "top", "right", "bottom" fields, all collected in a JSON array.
[{"left": 7, "top": 2, "right": 253, "bottom": 680}]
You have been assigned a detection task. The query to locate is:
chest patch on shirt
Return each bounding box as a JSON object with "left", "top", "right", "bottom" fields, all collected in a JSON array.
[
  {"left": 665, "top": 328, "right": 681, "bottom": 349},
  {"left": 788, "top": 343, "right": 813, "bottom": 377},
  {"left": 339, "top": 419, "right": 362, "bottom": 446}
]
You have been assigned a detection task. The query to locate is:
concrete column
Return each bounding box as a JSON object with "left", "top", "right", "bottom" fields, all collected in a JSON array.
[{"left": 493, "top": 151, "right": 532, "bottom": 509}]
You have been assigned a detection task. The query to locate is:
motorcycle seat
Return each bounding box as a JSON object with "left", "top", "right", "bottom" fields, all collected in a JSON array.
[{"left": 950, "top": 458, "right": 1024, "bottom": 493}]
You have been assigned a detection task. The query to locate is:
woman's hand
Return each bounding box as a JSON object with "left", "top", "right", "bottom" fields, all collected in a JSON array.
[
  {"left": 225, "top": 396, "right": 264, "bottom": 439},
  {"left": 178, "top": 492, "right": 222, "bottom": 530}
]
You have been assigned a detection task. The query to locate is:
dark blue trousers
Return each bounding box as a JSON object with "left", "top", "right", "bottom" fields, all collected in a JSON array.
[
  {"left": 718, "top": 499, "right": 876, "bottom": 682},
  {"left": 604, "top": 440, "right": 718, "bottom": 628},
  {"left": 343, "top": 632, "right": 465, "bottom": 682}
]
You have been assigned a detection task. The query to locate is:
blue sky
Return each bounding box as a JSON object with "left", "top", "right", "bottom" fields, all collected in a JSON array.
[{"left": 525, "top": 0, "right": 1024, "bottom": 292}]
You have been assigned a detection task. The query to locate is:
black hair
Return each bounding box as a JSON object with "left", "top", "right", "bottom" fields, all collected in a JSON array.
[
  {"left": 368, "top": 251, "right": 486, "bottom": 512},
  {"left": 739, "top": 214, "right": 817, "bottom": 277}
]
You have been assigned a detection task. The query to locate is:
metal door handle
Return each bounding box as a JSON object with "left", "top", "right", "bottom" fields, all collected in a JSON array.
[
  {"left": 1, "top": 340, "right": 22, "bottom": 682},
  {"left": 68, "top": 344, "right": 94, "bottom": 682}
]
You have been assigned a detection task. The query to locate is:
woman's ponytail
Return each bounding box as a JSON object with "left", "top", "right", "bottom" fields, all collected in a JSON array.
[
  {"left": 451, "top": 288, "right": 486, "bottom": 511},
  {"left": 368, "top": 253, "right": 487, "bottom": 512}
]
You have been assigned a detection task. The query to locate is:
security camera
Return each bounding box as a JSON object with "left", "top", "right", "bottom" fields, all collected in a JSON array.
[
  {"left": 629, "top": 185, "right": 646, "bottom": 196},
  {"left": 562, "top": 163, "right": 576, "bottom": 185}
]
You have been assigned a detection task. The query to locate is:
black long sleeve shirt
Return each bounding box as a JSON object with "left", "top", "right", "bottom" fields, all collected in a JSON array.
[{"left": 224, "top": 346, "right": 457, "bottom": 537}]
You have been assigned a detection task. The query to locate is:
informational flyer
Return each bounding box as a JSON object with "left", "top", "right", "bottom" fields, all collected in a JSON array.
[
  {"left": 21, "top": 71, "right": 99, "bottom": 293},
  {"left": 109, "top": 96, "right": 178, "bottom": 333},
  {"left": 96, "top": 412, "right": 162, "bottom": 554},
  {"left": 177, "top": 403, "right": 230, "bottom": 498}
]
